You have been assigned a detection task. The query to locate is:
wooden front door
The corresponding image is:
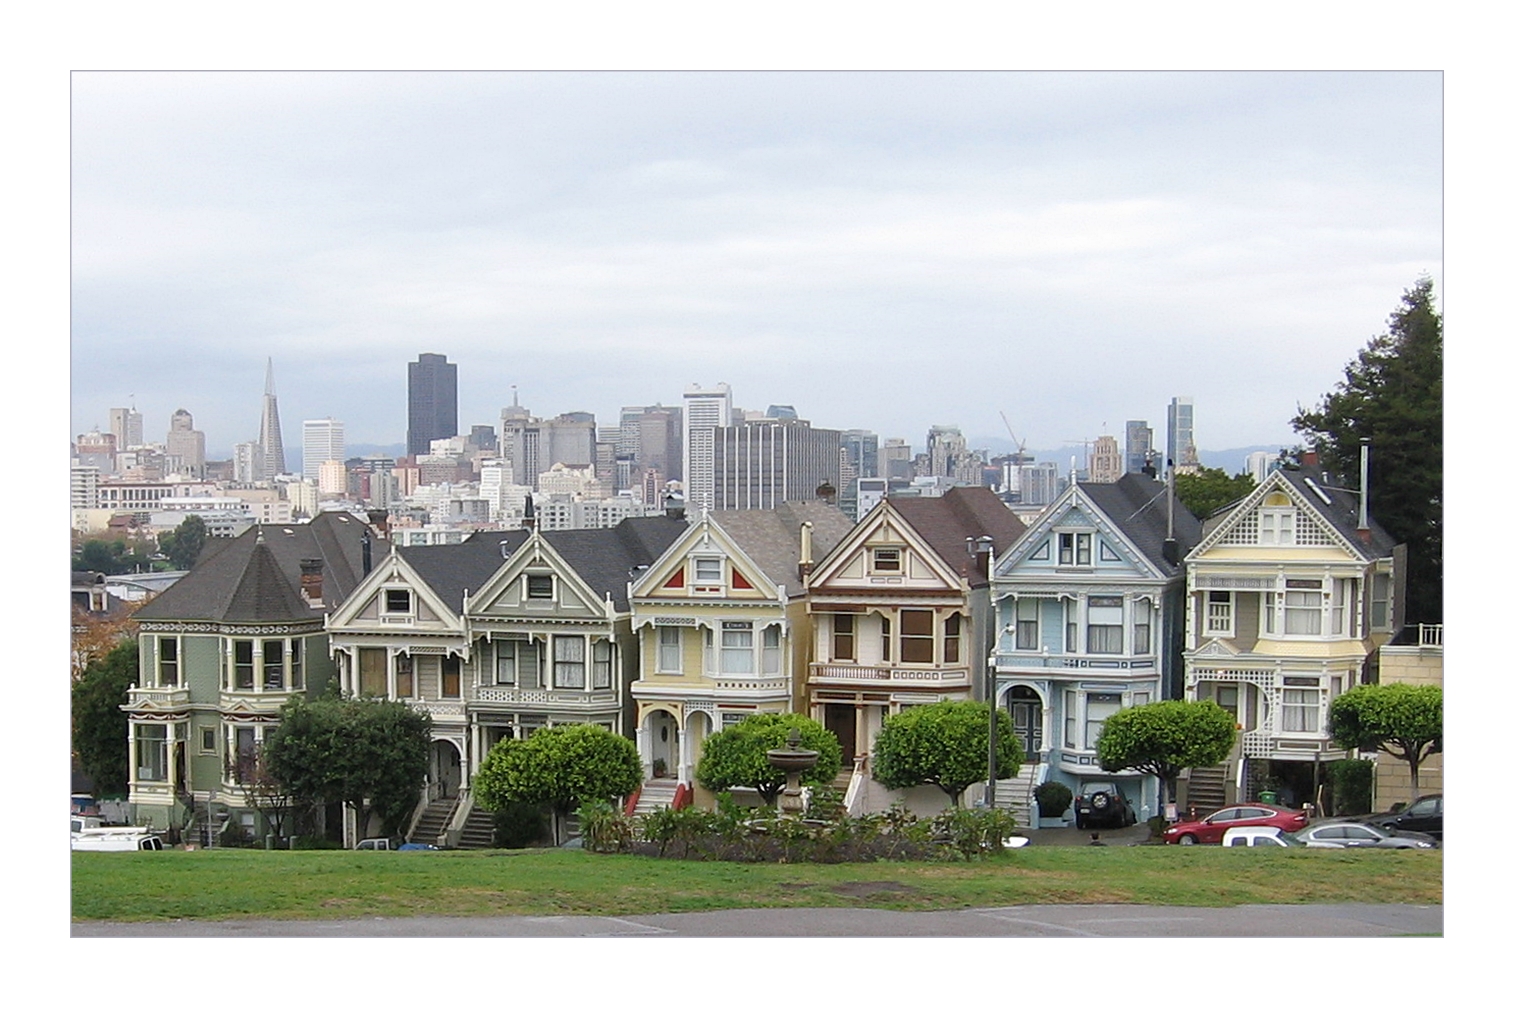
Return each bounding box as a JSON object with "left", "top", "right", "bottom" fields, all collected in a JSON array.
[
  {"left": 824, "top": 703, "right": 857, "bottom": 766},
  {"left": 1009, "top": 686, "right": 1042, "bottom": 756}
]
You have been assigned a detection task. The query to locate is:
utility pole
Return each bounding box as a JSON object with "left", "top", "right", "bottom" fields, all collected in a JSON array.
[{"left": 970, "top": 535, "right": 998, "bottom": 809}]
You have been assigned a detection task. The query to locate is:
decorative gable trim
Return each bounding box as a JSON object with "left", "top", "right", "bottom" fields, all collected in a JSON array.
[
  {"left": 996, "top": 483, "right": 1164, "bottom": 582},
  {"left": 1191, "top": 471, "right": 1363, "bottom": 560},
  {"left": 806, "top": 501, "right": 963, "bottom": 594},
  {"left": 325, "top": 551, "right": 464, "bottom": 634}
]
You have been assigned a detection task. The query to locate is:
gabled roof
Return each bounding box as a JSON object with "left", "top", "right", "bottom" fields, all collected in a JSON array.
[
  {"left": 539, "top": 516, "right": 689, "bottom": 611},
  {"left": 710, "top": 501, "right": 856, "bottom": 595},
  {"left": 396, "top": 530, "right": 530, "bottom": 615},
  {"left": 1195, "top": 468, "right": 1397, "bottom": 561},
  {"left": 134, "top": 512, "right": 386, "bottom": 625},
  {"left": 1076, "top": 473, "right": 1204, "bottom": 577},
  {"left": 886, "top": 487, "right": 1027, "bottom": 588}
]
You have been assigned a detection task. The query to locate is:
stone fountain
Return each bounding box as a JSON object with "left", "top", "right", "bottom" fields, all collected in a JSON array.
[{"left": 766, "top": 727, "right": 818, "bottom": 816}]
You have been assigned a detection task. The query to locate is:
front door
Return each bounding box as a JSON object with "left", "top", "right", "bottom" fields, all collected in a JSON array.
[
  {"left": 1009, "top": 686, "right": 1042, "bottom": 757},
  {"left": 824, "top": 703, "right": 857, "bottom": 766}
]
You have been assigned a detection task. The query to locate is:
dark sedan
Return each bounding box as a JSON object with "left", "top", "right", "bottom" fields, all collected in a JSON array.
[{"left": 1362, "top": 793, "right": 1442, "bottom": 841}]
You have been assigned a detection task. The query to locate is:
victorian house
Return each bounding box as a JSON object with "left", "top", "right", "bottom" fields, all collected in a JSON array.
[
  {"left": 1181, "top": 467, "right": 1401, "bottom": 813},
  {"left": 992, "top": 472, "right": 1201, "bottom": 824},
  {"left": 125, "top": 512, "right": 384, "bottom": 841},
  {"left": 324, "top": 515, "right": 686, "bottom": 844},
  {"left": 626, "top": 502, "right": 854, "bottom": 807},
  {"left": 803, "top": 487, "right": 1026, "bottom": 812}
]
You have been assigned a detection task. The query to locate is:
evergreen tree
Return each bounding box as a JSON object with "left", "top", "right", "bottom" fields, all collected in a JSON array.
[
  {"left": 72, "top": 639, "right": 138, "bottom": 796},
  {"left": 1292, "top": 278, "right": 1442, "bottom": 622},
  {"left": 1173, "top": 467, "right": 1255, "bottom": 521}
]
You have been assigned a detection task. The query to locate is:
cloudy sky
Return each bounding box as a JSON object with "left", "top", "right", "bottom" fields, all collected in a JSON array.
[{"left": 70, "top": 70, "right": 1441, "bottom": 459}]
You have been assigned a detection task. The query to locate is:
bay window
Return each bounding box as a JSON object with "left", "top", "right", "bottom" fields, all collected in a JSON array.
[
  {"left": 358, "top": 647, "right": 386, "bottom": 697},
  {"left": 395, "top": 653, "right": 414, "bottom": 698},
  {"left": 943, "top": 613, "right": 962, "bottom": 663},
  {"left": 1283, "top": 581, "right": 1323, "bottom": 635},
  {"left": 1206, "top": 591, "right": 1233, "bottom": 635},
  {"left": 262, "top": 640, "right": 284, "bottom": 689},
  {"left": 234, "top": 640, "right": 255, "bottom": 690},
  {"left": 719, "top": 621, "right": 755, "bottom": 674},
  {"left": 1086, "top": 596, "right": 1123, "bottom": 654},
  {"left": 761, "top": 625, "right": 782, "bottom": 674},
  {"left": 593, "top": 639, "right": 613, "bottom": 689},
  {"left": 1085, "top": 692, "right": 1123, "bottom": 749},
  {"left": 1132, "top": 598, "right": 1152, "bottom": 655},
  {"left": 1064, "top": 599, "right": 1079, "bottom": 653},
  {"left": 554, "top": 636, "right": 586, "bottom": 688},
  {"left": 157, "top": 637, "right": 179, "bottom": 687},
  {"left": 442, "top": 654, "right": 461, "bottom": 698},
  {"left": 1281, "top": 678, "right": 1320, "bottom": 732},
  {"left": 135, "top": 723, "right": 168, "bottom": 782}
]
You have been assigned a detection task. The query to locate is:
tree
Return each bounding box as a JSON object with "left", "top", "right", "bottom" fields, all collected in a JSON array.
[
  {"left": 1095, "top": 700, "right": 1236, "bottom": 818},
  {"left": 160, "top": 515, "right": 209, "bottom": 570},
  {"left": 472, "top": 724, "right": 642, "bottom": 844},
  {"left": 1172, "top": 467, "right": 1255, "bottom": 521},
  {"left": 694, "top": 713, "right": 843, "bottom": 806},
  {"left": 1292, "top": 278, "right": 1442, "bottom": 623},
  {"left": 1327, "top": 683, "right": 1442, "bottom": 799},
  {"left": 71, "top": 639, "right": 138, "bottom": 797},
  {"left": 871, "top": 701, "right": 1024, "bottom": 807},
  {"left": 263, "top": 696, "right": 432, "bottom": 842}
]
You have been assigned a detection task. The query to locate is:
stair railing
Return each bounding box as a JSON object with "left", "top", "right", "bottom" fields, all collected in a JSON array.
[{"left": 443, "top": 789, "right": 474, "bottom": 849}]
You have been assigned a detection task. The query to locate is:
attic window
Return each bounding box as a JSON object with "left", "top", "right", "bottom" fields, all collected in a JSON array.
[
  {"left": 527, "top": 575, "right": 553, "bottom": 599},
  {"left": 694, "top": 558, "right": 721, "bottom": 583},
  {"left": 384, "top": 589, "right": 411, "bottom": 614},
  {"left": 872, "top": 548, "right": 902, "bottom": 573}
]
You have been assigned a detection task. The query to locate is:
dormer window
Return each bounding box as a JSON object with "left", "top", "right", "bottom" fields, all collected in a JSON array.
[
  {"left": 1057, "top": 531, "right": 1092, "bottom": 566},
  {"left": 872, "top": 548, "right": 902, "bottom": 573},
  {"left": 527, "top": 575, "right": 553, "bottom": 600},
  {"left": 694, "top": 558, "right": 722, "bottom": 583},
  {"left": 384, "top": 589, "right": 411, "bottom": 614}
]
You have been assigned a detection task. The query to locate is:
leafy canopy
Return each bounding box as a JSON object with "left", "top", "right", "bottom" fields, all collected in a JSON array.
[
  {"left": 872, "top": 700, "right": 1024, "bottom": 806},
  {"left": 160, "top": 515, "right": 209, "bottom": 571},
  {"left": 473, "top": 723, "right": 642, "bottom": 816},
  {"left": 694, "top": 713, "right": 842, "bottom": 806},
  {"left": 263, "top": 696, "right": 432, "bottom": 837},
  {"left": 1292, "top": 278, "right": 1442, "bottom": 622},
  {"left": 1173, "top": 467, "right": 1255, "bottom": 521},
  {"left": 71, "top": 639, "right": 138, "bottom": 797},
  {"left": 1096, "top": 700, "right": 1235, "bottom": 801},
  {"left": 1327, "top": 683, "right": 1441, "bottom": 796}
]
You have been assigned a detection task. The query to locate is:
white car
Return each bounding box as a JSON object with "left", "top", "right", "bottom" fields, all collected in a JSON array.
[{"left": 1221, "top": 825, "right": 1342, "bottom": 848}]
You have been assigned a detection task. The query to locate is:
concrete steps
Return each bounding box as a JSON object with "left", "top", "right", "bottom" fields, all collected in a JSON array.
[
  {"left": 1187, "top": 766, "right": 1229, "bottom": 818},
  {"left": 408, "top": 797, "right": 458, "bottom": 847},
  {"left": 630, "top": 779, "right": 678, "bottom": 816}
]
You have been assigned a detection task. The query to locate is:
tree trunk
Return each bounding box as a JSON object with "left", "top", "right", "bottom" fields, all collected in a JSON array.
[{"left": 1407, "top": 750, "right": 1421, "bottom": 800}]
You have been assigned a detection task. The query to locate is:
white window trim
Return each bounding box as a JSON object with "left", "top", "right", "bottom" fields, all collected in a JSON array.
[{"left": 656, "top": 626, "right": 682, "bottom": 675}]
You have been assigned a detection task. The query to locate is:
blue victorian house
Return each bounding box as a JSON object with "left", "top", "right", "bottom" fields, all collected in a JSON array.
[{"left": 991, "top": 472, "right": 1201, "bottom": 824}]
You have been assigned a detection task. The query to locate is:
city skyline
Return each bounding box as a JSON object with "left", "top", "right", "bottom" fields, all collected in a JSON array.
[{"left": 69, "top": 71, "right": 1441, "bottom": 459}]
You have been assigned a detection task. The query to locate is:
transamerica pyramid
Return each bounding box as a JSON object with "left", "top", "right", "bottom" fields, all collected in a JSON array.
[{"left": 258, "top": 357, "right": 287, "bottom": 480}]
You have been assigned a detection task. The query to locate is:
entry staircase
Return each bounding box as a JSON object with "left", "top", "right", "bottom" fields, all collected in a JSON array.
[
  {"left": 455, "top": 805, "right": 496, "bottom": 849},
  {"left": 1186, "top": 766, "right": 1229, "bottom": 818},
  {"left": 628, "top": 778, "right": 679, "bottom": 816},
  {"left": 407, "top": 797, "right": 458, "bottom": 848},
  {"left": 987, "top": 762, "right": 1038, "bottom": 828}
]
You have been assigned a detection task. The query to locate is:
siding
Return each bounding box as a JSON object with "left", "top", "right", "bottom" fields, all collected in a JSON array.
[{"left": 1234, "top": 592, "right": 1262, "bottom": 651}]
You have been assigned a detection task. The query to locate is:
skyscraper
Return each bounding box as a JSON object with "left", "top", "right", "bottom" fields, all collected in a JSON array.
[
  {"left": 1089, "top": 435, "right": 1122, "bottom": 483},
  {"left": 166, "top": 409, "right": 206, "bottom": 478},
  {"left": 1125, "top": 420, "right": 1154, "bottom": 475},
  {"left": 1166, "top": 396, "right": 1198, "bottom": 472},
  {"left": 841, "top": 429, "right": 880, "bottom": 479},
  {"left": 108, "top": 406, "right": 143, "bottom": 450},
  {"left": 303, "top": 417, "right": 345, "bottom": 481},
  {"left": 683, "top": 382, "right": 733, "bottom": 510},
  {"left": 407, "top": 353, "right": 458, "bottom": 456},
  {"left": 709, "top": 418, "right": 842, "bottom": 510},
  {"left": 258, "top": 358, "right": 287, "bottom": 480}
]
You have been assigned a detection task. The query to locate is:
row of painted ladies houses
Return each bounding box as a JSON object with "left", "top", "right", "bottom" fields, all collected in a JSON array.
[{"left": 122, "top": 467, "right": 1405, "bottom": 844}]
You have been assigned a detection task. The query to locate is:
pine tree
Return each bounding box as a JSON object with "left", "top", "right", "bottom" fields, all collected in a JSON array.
[{"left": 1292, "top": 278, "right": 1442, "bottom": 623}]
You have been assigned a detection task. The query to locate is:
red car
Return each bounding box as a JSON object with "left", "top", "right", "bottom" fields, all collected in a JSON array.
[{"left": 1163, "top": 803, "right": 1309, "bottom": 845}]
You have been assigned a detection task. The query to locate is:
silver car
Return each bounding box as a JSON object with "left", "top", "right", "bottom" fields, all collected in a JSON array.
[{"left": 1292, "top": 820, "right": 1437, "bottom": 849}]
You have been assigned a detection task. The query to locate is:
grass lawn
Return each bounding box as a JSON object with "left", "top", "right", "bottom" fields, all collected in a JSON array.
[{"left": 71, "top": 845, "right": 1442, "bottom": 923}]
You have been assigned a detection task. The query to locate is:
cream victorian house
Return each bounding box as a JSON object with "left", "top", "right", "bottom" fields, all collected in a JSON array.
[
  {"left": 626, "top": 502, "right": 854, "bottom": 808},
  {"left": 1181, "top": 467, "right": 1402, "bottom": 813}
]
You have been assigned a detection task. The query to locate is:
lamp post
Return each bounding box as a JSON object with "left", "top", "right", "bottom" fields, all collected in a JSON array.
[{"left": 969, "top": 535, "right": 998, "bottom": 809}]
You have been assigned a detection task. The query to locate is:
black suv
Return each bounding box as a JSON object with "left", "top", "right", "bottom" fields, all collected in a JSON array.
[{"left": 1075, "top": 781, "right": 1136, "bottom": 830}]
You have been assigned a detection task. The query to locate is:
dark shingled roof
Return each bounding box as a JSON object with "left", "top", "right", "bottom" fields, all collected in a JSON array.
[
  {"left": 888, "top": 487, "right": 1028, "bottom": 587},
  {"left": 394, "top": 516, "right": 689, "bottom": 613},
  {"left": 1275, "top": 468, "right": 1397, "bottom": 558},
  {"left": 1079, "top": 473, "right": 1203, "bottom": 576},
  {"left": 711, "top": 500, "right": 856, "bottom": 594},
  {"left": 135, "top": 512, "right": 387, "bottom": 624}
]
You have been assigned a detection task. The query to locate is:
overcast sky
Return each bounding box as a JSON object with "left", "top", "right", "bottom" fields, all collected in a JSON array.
[{"left": 70, "top": 70, "right": 1441, "bottom": 458}]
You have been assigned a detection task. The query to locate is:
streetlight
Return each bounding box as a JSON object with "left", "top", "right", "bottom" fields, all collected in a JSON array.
[{"left": 969, "top": 535, "right": 998, "bottom": 808}]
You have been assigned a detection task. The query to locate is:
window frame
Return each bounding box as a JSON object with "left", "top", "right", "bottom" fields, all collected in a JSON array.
[
  {"left": 384, "top": 588, "right": 412, "bottom": 614},
  {"left": 1085, "top": 596, "right": 1124, "bottom": 655},
  {"left": 1057, "top": 531, "right": 1093, "bottom": 567},
  {"left": 718, "top": 620, "right": 756, "bottom": 675},
  {"left": 656, "top": 626, "right": 682, "bottom": 674},
  {"left": 871, "top": 547, "right": 902, "bottom": 574},
  {"left": 833, "top": 613, "right": 856, "bottom": 662},
  {"left": 553, "top": 635, "right": 587, "bottom": 689},
  {"left": 1205, "top": 590, "right": 1234, "bottom": 636},
  {"left": 1014, "top": 599, "right": 1039, "bottom": 650},
  {"left": 899, "top": 608, "right": 935, "bottom": 664},
  {"left": 157, "top": 636, "right": 179, "bottom": 687}
]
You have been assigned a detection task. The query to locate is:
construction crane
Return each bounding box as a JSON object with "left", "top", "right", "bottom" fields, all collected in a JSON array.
[{"left": 998, "top": 412, "right": 1027, "bottom": 462}]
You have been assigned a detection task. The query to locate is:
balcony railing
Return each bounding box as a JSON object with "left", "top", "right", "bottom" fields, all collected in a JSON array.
[
  {"left": 126, "top": 685, "right": 191, "bottom": 709},
  {"left": 996, "top": 653, "right": 1156, "bottom": 672},
  {"left": 472, "top": 685, "right": 619, "bottom": 707},
  {"left": 808, "top": 663, "right": 969, "bottom": 683}
]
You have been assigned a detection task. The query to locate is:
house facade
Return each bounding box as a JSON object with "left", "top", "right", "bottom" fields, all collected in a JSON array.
[
  {"left": 125, "top": 512, "right": 383, "bottom": 841},
  {"left": 323, "top": 515, "right": 687, "bottom": 841},
  {"left": 1182, "top": 468, "right": 1403, "bottom": 811},
  {"left": 802, "top": 487, "right": 1026, "bottom": 810},
  {"left": 626, "top": 502, "right": 854, "bottom": 796},
  {"left": 992, "top": 472, "right": 1201, "bottom": 823}
]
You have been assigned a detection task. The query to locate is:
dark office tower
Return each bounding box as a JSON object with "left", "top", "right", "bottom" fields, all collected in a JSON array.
[
  {"left": 258, "top": 358, "right": 287, "bottom": 480},
  {"left": 1125, "top": 420, "right": 1154, "bottom": 475},
  {"left": 407, "top": 353, "right": 458, "bottom": 456},
  {"left": 841, "top": 429, "right": 879, "bottom": 479}
]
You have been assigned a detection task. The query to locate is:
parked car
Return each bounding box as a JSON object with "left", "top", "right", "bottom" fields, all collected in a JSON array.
[
  {"left": 356, "top": 838, "right": 438, "bottom": 851},
  {"left": 1362, "top": 793, "right": 1442, "bottom": 841},
  {"left": 1075, "top": 780, "right": 1137, "bottom": 830},
  {"left": 1163, "top": 803, "right": 1309, "bottom": 845},
  {"left": 1296, "top": 819, "right": 1437, "bottom": 849},
  {"left": 1222, "top": 826, "right": 1316, "bottom": 847}
]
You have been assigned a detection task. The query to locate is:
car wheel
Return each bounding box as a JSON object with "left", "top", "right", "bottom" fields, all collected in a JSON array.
[{"left": 1178, "top": 834, "right": 1197, "bottom": 846}]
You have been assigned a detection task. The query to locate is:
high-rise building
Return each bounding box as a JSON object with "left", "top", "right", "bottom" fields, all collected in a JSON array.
[
  {"left": 1089, "top": 435, "right": 1122, "bottom": 483},
  {"left": 498, "top": 394, "right": 541, "bottom": 488},
  {"left": 108, "top": 407, "right": 143, "bottom": 450},
  {"left": 468, "top": 424, "right": 498, "bottom": 454},
  {"left": 1019, "top": 463, "right": 1062, "bottom": 506},
  {"left": 303, "top": 417, "right": 345, "bottom": 481},
  {"left": 880, "top": 438, "right": 913, "bottom": 481},
  {"left": 407, "top": 353, "right": 458, "bottom": 456},
  {"left": 708, "top": 418, "right": 842, "bottom": 510},
  {"left": 637, "top": 404, "right": 682, "bottom": 481},
  {"left": 683, "top": 382, "right": 733, "bottom": 510},
  {"left": 258, "top": 358, "right": 287, "bottom": 480},
  {"left": 1125, "top": 420, "right": 1154, "bottom": 476},
  {"left": 1167, "top": 396, "right": 1198, "bottom": 472},
  {"left": 166, "top": 409, "right": 206, "bottom": 478},
  {"left": 543, "top": 412, "right": 597, "bottom": 469},
  {"left": 841, "top": 429, "right": 880, "bottom": 480},
  {"left": 233, "top": 441, "right": 263, "bottom": 484},
  {"left": 1246, "top": 450, "right": 1277, "bottom": 483}
]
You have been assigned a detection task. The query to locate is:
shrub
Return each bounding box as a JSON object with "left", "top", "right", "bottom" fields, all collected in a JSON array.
[
  {"left": 493, "top": 800, "right": 550, "bottom": 848},
  {"left": 289, "top": 835, "right": 344, "bottom": 850},
  {"left": 1329, "top": 758, "right": 1375, "bottom": 816},
  {"left": 578, "top": 799, "right": 635, "bottom": 853},
  {"left": 806, "top": 783, "right": 846, "bottom": 821},
  {"left": 932, "top": 807, "right": 1017, "bottom": 859},
  {"left": 1034, "top": 780, "right": 1073, "bottom": 818}
]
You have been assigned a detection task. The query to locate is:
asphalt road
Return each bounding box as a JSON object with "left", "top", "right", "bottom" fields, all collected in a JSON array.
[{"left": 71, "top": 903, "right": 1441, "bottom": 938}]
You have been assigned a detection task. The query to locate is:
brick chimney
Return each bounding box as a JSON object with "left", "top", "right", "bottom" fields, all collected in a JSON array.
[
  {"left": 299, "top": 558, "right": 324, "bottom": 606},
  {"left": 368, "top": 508, "right": 390, "bottom": 539}
]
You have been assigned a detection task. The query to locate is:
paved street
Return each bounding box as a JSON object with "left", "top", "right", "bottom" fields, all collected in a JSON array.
[{"left": 72, "top": 903, "right": 1441, "bottom": 938}]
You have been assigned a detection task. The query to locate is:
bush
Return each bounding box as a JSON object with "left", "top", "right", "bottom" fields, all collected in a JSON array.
[
  {"left": 932, "top": 807, "right": 1017, "bottom": 858},
  {"left": 578, "top": 799, "right": 636, "bottom": 854},
  {"left": 1329, "top": 759, "right": 1375, "bottom": 815},
  {"left": 806, "top": 783, "right": 846, "bottom": 821},
  {"left": 1033, "top": 780, "right": 1073, "bottom": 818},
  {"left": 493, "top": 800, "right": 550, "bottom": 848},
  {"left": 289, "top": 835, "right": 344, "bottom": 850}
]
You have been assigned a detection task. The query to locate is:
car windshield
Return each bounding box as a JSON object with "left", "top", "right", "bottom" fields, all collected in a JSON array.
[{"left": 1276, "top": 832, "right": 1304, "bottom": 845}]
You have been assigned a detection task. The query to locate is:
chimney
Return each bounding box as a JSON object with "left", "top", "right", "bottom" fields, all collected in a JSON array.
[
  {"left": 368, "top": 508, "right": 390, "bottom": 539},
  {"left": 299, "top": 558, "right": 324, "bottom": 606},
  {"left": 798, "top": 520, "right": 814, "bottom": 583},
  {"left": 1357, "top": 440, "right": 1372, "bottom": 544},
  {"left": 1300, "top": 450, "right": 1320, "bottom": 467}
]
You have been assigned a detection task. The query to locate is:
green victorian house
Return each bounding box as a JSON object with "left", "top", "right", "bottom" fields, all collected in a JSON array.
[{"left": 124, "top": 512, "right": 386, "bottom": 843}]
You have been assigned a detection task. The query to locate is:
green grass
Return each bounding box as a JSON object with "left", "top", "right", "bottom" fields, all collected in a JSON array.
[{"left": 71, "top": 846, "right": 1442, "bottom": 923}]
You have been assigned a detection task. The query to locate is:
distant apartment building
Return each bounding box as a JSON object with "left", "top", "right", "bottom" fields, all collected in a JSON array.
[
  {"left": 683, "top": 383, "right": 733, "bottom": 511},
  {"left": 1089, "top": 434, "right": 1122, "bottom": 483},
  {"left": 75, "top": 430, "right": 118, "bottom": 474},
  {"left": 1246, "top": 450, "right": 1278, "bottom": 483},
  {"left": 1125, "top": 420, "right": 1154, "bottom": 475},
  {"left": 925, "top": 425, "right": 981, "bottom": 484},
  {"left": 109, "top": 406, "right": 144, "bottom": 450},
  {"left": 302, "top": 418, "right": 345, "bottom": 481},
  {"left": 1167, "top": 396, "right": 1198, "bottom": 472},
  {"left": 166, "top": 409, "right": 206, "bottom": 479},
  {"left": 1018, "top": 462, "right": 1062, "bottom": 507}
]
